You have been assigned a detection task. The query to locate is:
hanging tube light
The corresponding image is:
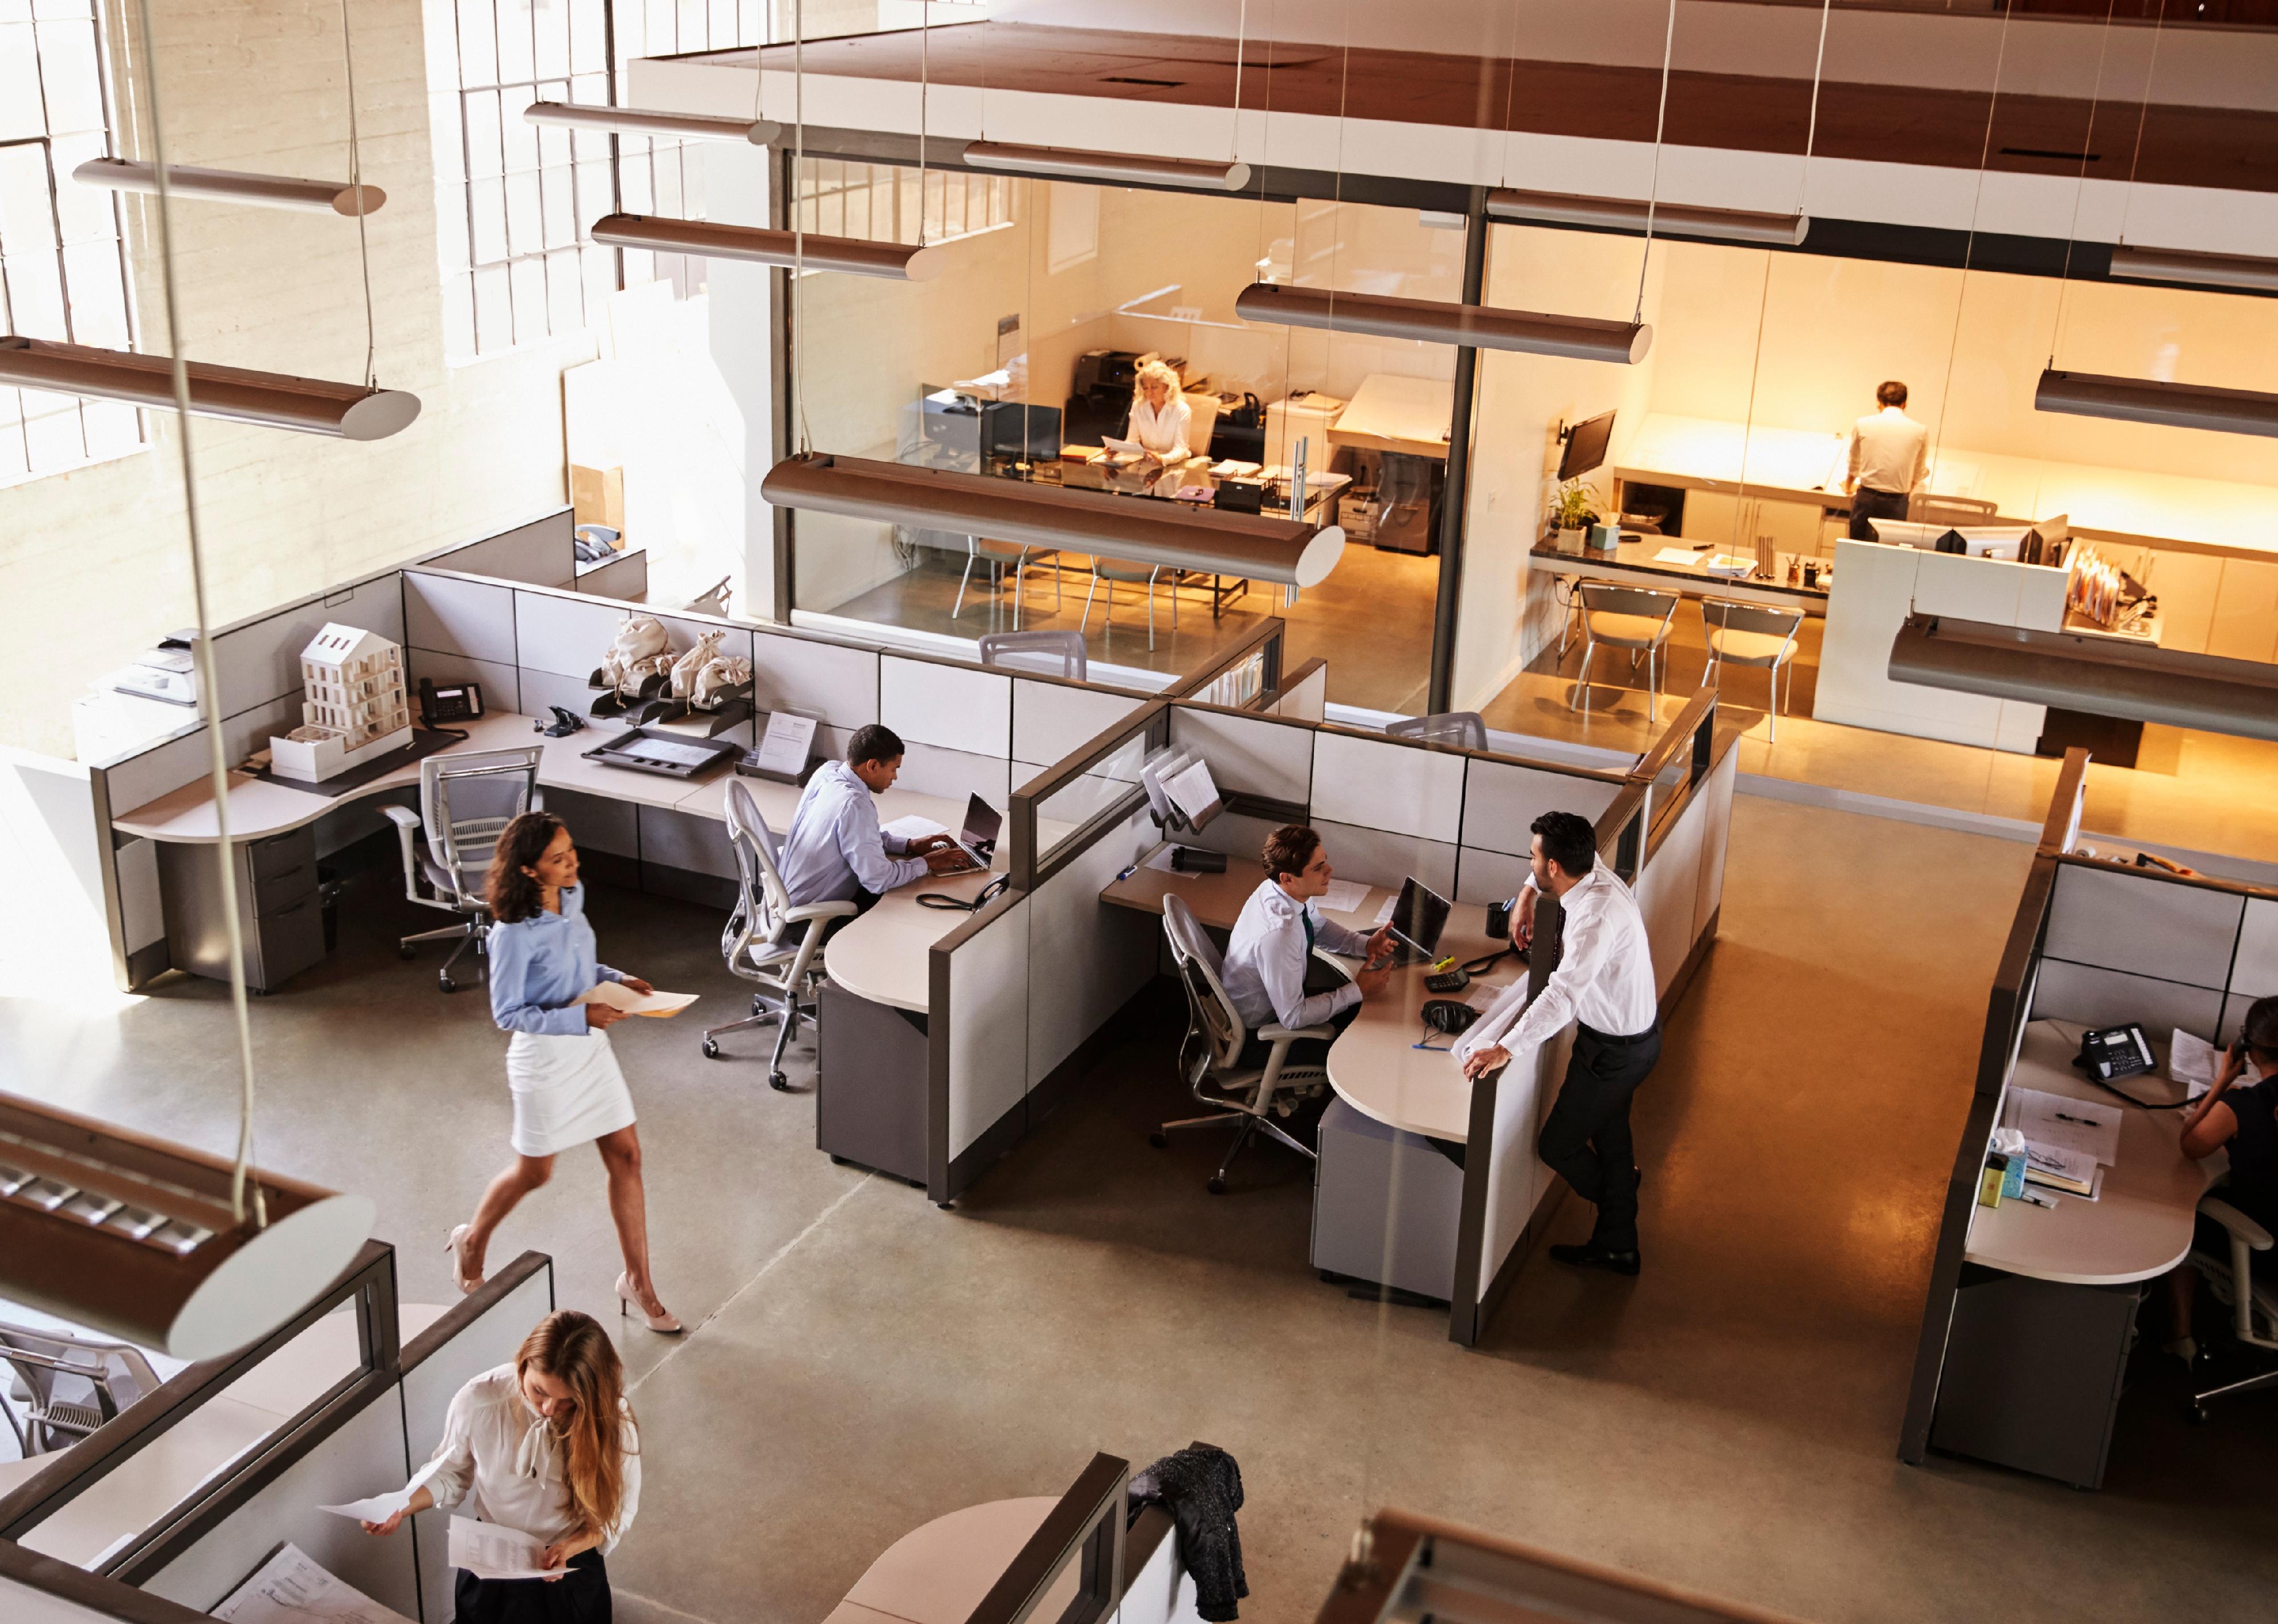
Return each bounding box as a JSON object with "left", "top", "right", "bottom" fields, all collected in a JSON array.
[
  {"left": 76, "top": 157, "right": 384, "bottom": 217},
  {"left": 0, "top": 337, "right": 420, "bottom": 440},
  {"left": 525, "top": 103, "right": 781, "bottom": 145},
  {"left": 2106, "top": 243, "right": 2278, "bottom": 294},
  {"left": 589, "top": 214, "right": 941, "bottom": 280},
  {"left": 960, "top": 141, "right": 1250, "bottom": 191},
  {"left": 1888, "top": 614, "right": 2278, "bottom": 743},
  {"left": 1487, "top": 187, "right": 1808, "bottom": 247},
  {"left": 1234, "top": 283, "right": 1651, "bottom": 365},
  {"left": 761, "top": 452, "right": 1348, "bottom": 587},
  {"left": 0, "top": 1092, "right": 376, "bottom": 1360},
  {"left": 2035, "top": 368, "right": 2278, "bottom": 440}
]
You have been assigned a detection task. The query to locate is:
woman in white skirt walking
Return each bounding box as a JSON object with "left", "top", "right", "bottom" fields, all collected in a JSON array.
[{"left": 448, "top": 812, "right": 681, "bottom": 1333}]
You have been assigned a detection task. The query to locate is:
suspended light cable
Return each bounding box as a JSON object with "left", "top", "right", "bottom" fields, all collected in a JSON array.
[
  {"left": 1798, "top": 0, "right": 1830, "bottom": 217},
  {"left": 2047, "top": 0, "right": 2120, "bottom": 370},
  {"left": 793, "top": 0, "right": 810, "bottom": 453},
  {"left": 2114, "top": 0, "right": 2167, "bottom": 253},
  {"left": 1636, "top": 0, "right": 1677, "bottom": 323},
  {"left": 341, "top": 0, "right": 376, "bottom": 390}
]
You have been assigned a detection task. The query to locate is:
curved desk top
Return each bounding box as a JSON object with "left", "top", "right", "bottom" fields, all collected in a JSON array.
[
  {"left": 1101, "top": 852, "right": 1525, "bottom": 1143},
  {"left": 825, "top": 1495, "right": 1075, "bottom": 1624},
  {"left": 1965, "top": 1021, "right": 2219, "bottom": 1287}
]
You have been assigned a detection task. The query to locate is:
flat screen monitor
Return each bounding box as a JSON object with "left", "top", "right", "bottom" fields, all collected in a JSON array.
[
  {"left": 1388, "top": 878, "right": 1452, "bottom": 966},
  {"left": 981, "top": 400, "right": 1063, "bottom": 461},
  {"left": 1558, "top": 410, "right": 1616, "bottom": 480}
]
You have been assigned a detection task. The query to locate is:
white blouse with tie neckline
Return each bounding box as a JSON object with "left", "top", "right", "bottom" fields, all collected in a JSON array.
[{"left": 407, "top": 1364, "right": 641, "bottom": 1552}]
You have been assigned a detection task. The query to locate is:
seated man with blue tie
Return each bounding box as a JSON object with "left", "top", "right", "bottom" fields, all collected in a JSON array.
[
  {"left": 1220, "top": 825, "right": 1395, "bottom": 1068},
  {"left": 776, "top": 724, "right": 965, "bottom": 941}
]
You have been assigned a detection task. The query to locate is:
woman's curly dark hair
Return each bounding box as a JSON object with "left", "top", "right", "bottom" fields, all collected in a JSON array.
[{"left": 487, "top": 811, "right": 567, "bottom": 924}]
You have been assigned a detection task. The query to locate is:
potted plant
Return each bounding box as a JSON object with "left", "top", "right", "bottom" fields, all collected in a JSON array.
[{"left": 1548, "top": 479, "right": 1599, "bottom": 554}]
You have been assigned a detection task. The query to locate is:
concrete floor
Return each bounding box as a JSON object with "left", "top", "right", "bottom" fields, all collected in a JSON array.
[{"left": 9, "top": 796, "right": 2277, "bottom": 1622}]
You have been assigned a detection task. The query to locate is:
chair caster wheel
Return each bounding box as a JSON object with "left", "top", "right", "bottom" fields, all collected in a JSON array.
[
  {"left": 701, "top": 1038, "right": 720, "bottom": 1059},
  {"left": 769, "top": 1071, "right": 790, "bottom": 1091},
  {"left": 439, "top": 976, "right": 456, "bottom": 993},
  {"left": 1149, "top": 1131, "right": 1167, "bottom": 1148},
  {"left": 399, "top": 944, "right": 416, "bottom": 960},
  {"left": 1206, "top": 1176, "right": 1228, "bottom": 1195}
]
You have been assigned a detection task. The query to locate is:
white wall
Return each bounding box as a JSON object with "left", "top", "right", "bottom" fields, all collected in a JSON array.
[{"left": 1, "top": 0, "right": 590, "bottom": 759}]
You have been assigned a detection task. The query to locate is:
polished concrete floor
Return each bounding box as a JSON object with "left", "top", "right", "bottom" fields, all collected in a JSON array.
[
  {"left": 816, "top": 543, "right": 1442, "bottom": 715},
  {"left": 11, "top": 797, "right": 2277, "bottom": 1622}
]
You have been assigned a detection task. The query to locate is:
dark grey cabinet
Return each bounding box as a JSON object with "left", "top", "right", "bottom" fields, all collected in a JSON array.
[{"left": 159, "top": 827, "right": 327, "bottom": 993}]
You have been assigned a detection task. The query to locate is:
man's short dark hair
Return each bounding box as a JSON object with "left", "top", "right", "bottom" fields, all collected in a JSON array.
[
  {"left": 1262, "top": 824, "right": 1321, "bottom": 883},
  {"left": 847, "top": 723, "right": 904, "bottom": 766},
  {"left": 1876, "top": 380, "right": 1908, "bottom": 408},
  {"left": 1531, "top": 810, "right": 1597, "bottom": 878},
  {"left": 2244, "top": 995, "right": 2278, "bottom": 1058}
]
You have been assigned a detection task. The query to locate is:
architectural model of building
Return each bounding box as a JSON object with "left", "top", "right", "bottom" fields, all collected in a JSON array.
[{"left": 268, "top": 623, "right": 413, "bottom": 783}]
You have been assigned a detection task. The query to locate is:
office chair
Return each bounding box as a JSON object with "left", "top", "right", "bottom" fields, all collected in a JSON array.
[
  {"left": 1386, "top": 712, "right": 1488, "bottom": 752},
  {"left": 0, "top": 1323, "right": 161, "bottom": 1456},
  {"left": 382, "top": 747, "right": 542, "bottom": 992},
  {"left": 954, "top": 537, "right": 1060, "bottom": 628},
  {"left": 1570, "top": 582, "right": 1679, "bottom": 714},
  {"left": 1700, "top": 599, "right": 1805, "bottom": 741},
  {"left": 1082, "top": 556, "right": 1176, "bottom": 651},
  {"left": 701, "top": 778, "right": 856, "bottom": 1090},
  {"left": 978, "top": 630, "right": 1088, "bottom": 682},
  {"left": 1908, "top": 493, "right": 1998, "bottom": 527},
  {"left": 1149, "top": 893, "right": 1331, "bottom": 1194},
  {"left": 2184, "top": 1192, "right": 2278, "bottom": 1422}
]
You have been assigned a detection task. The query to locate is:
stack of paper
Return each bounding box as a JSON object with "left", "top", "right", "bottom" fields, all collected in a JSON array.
[
  {"left": 1318, "top": 879, "right": 1370, "bottom": 915},
  {"left": 2170, "top": 1029, "right": 2222, "bottom": 1099},
  {"left": 578, "top": 983, "right": 700, "bottom": 1018},
  {"left": 2005, "top": 1086, "right": 2122, "bottom": 1203},
  {"left": 214, "top": 1544, "right": 415, "bottom": 1624},
  {"left": 449, "top": 1515, "right": 557, "bottom": 1581}
]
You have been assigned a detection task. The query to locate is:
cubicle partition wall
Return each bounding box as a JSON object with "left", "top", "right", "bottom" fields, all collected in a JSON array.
[
  {"left": 0, "top": 1248, "right": 554, "bottom": 1624},
  {"left": 1262, "top": 657, "right": 1329, "bottom": 723}
]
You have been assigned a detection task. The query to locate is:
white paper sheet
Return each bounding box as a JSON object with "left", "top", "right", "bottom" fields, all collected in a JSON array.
[
  {"left": 2170, "top": 1029, "right": 2220, "bottom": 1099},
  {"left": 1654, "top": 546, "right": 1705, "bottom": 564},
  {"left": 1371, "top": 893, "right": 1398, "bottom": 927},
  {"left": 752, "top": 711, "right": 817, "bottom": 778},
  {"left": 881, "top": 814, "right": 949, "bottom": 843},
  {"left": 1318, "top": 879, "right": 1370, "bottom": 915},
  {"left": 317, "top": 1490, "right": 413, "bottom": 1523},
  {"left": 213, "top": 1543, "right": 416, "bottom": 1624},
  {"left": 1142, "top": 843, "right": 1181, "bottom": 873},
  {"left": 620, "top": 736, "right": 717, "bottom": 769},
  {"left": 578, "top": 982, "right": 699, "bottom": 1017},
  {"left": 1464, "top": 982, "right": 1507, "bottom": 1014},
  {"left": 1162, "top": 758, "right": 1220, "bottom": 825},
  {"left": 448, "top": 1515, "right": 556, "bottom": 1581},
  {"left": 2006, "top": 1087, "right": 2122, "bottom": 1165},
  {"left": 2020, "top": 1140, "right": 2099, "bottom": 1192}
]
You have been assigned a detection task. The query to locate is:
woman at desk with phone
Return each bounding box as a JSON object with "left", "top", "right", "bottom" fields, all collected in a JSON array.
[
  {"left": 445, "top": 813, "right": 681, "bottom": 1335},
  {"left": 2162, "top": 996, "right": 2278, "bottom": 1363},
  {"left": 362, "top": 1309, "right": 638, "bottom": 1623}
]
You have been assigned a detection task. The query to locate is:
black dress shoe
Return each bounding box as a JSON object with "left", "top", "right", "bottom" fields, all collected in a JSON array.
[{"left": 1549, "top": 1241, "right": 1641, "bottom": 1276}]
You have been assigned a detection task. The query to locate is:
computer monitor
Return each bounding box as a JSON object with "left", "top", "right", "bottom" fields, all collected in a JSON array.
[
  {"left": 1387, "top": 878, "right": 1452, "bottom": 966},
  {"left": 980, "top": 399, "right": 1062, "bottom": 461},
  {"left": 1557, "top": 410, "right": 1616, "bottom": 480}
]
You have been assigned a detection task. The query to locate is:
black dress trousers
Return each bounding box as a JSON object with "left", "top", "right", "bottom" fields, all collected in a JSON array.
[
  {"left": 1536, "top": 1022, "right": 1661, "bottom": 1252},
  {"left": 454, "top": 1549, "right": 610, "bottom": 1624},
  {"left": 1847, "top": 485, "right": 1909, "bottom": 541}
]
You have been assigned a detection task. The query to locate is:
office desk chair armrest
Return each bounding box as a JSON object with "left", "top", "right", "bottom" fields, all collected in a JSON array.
[
  {"left": 2200, "top": 1197, "right": 2275, "bottom": 1252},
  {"left": 1253, "top": 1022, "right": 1337, "bottom": 1105},
  {"left": 783, "top": 899, "right": 861, "bottom": 924},
  {"left": 382, "top": 805, "right": 426, "bottom": 905}
]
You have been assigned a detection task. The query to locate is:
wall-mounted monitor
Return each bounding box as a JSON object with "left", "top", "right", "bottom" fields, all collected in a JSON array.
[{"left": 1557, "top": 409, "right": 1616, "bottom": 480}]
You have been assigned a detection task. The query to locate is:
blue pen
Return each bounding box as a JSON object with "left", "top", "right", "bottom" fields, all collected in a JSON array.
[{"left": 1115, "top": 862, "right": 1141, "bottom": 882}]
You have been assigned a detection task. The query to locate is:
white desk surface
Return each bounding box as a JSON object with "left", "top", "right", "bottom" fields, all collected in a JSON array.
[
  {"left": 1616, "top": 410, "right": 2278, "bottom": 560},
  {"left": 1100, "top": 858, "right": 1524, "bottom": 1142},
  {"left": 1965, "top": 1021, "right": 2218, "bottom": 1287},
  {"left": 1328, "top": 372, "right": 1455, "bottom": 460},
  {"left": 827, "top": 1496, "right": 1075, "bottom": 1624}
]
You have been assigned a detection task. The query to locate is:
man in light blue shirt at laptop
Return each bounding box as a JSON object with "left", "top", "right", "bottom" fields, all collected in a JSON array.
[{"left": 778, "top": 724, "right": 965, "bottom": 938}]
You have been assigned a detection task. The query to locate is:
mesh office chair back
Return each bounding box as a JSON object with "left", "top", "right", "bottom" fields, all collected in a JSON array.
[
  {"left": 709, "top": 777, "right": 856, "bottom": 1086},
  {"left": 0, "top": 1323, "right": 161, "bottom": 1455},
  {"left": 421, "top": 748, "right": 542, "bottom": 904},
  {"left": 721, "top": 777, "right": 795, "bottom": 968},
  {"left": 1164, "top": 893, "right": 1247, "bottom": 1083}
]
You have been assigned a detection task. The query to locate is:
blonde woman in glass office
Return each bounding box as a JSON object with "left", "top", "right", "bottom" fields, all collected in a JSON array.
[
  {"left": 362, "top": 1310, "right": 638, "bottom": 1624},
  {"left": 1126, "top": 360, "right": 1193, "bottom": 463},
  {"left": 446, "top": 812, "right": 680, "bottom": 1334}
]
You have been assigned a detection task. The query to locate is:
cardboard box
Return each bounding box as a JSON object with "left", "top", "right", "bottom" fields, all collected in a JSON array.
[
  {"left": 1338, "top": 494, "right": 1381, "bottom": 541},
  {"left": 571, "top": 464, "right": 625, "bottom": 534}
]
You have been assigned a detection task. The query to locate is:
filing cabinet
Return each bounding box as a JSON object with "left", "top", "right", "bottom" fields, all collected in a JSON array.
[{"left": 158, "top": 826, "right": 327, "bottom": 992}]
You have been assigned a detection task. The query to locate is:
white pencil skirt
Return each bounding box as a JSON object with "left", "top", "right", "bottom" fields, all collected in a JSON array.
[{"left": 505, "top": 1030, "right": 637, "bottom": 1157}]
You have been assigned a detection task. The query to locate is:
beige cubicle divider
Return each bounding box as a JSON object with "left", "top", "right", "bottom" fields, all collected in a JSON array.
[{"left": 1264, "top": 656, "right": 1329, "bottom": 722}]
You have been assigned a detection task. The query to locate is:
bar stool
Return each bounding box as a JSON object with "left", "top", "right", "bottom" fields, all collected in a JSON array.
[
  {"left": 1700, "top": 598, "right": 1805, "bottom": 740},
  {"left": 1570, "top": 582, "right": 1679, "bottom": 714}
]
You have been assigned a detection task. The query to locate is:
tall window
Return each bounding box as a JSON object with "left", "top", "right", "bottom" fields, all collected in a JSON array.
[
  {"left": 794, "top": 160, "right": 1014, "bottom": 268},
  {"left": 0, "top": 0, "right": 138, "bottom": 485},
  {"left": 424, "top": 0, "right": 762, "bottom": 361}
]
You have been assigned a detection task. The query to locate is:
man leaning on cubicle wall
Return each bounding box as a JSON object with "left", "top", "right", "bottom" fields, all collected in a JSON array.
[{"left": 1221, "top": 826, "right": 1397, "bottom": 1068}]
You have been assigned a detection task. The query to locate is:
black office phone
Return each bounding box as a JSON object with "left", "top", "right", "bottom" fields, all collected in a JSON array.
[
  {"left": 419, "top": 678, "right": 484, "bottom": 727},
  {"left": 2076, "top": 1023, "right": 2154, "bottom": 1083}
]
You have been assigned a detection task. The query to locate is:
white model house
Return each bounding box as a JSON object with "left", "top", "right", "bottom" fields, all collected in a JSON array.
[{"left": 269, "top": 623, "right": 413, "bottom": 782}]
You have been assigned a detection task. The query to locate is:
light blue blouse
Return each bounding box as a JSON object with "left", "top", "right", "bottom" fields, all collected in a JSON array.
[{"left": 488, "top": 884, "right": 623, "bottom": 1037}]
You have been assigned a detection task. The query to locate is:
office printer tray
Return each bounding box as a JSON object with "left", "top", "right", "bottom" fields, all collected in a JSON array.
[{"left": 582, "top": 726, "right": 741, "bottom": 779}]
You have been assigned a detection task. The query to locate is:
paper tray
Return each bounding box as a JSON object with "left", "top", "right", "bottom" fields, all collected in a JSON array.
[{"left": 582, "top": 725, "right": 741, "bottom": 780}]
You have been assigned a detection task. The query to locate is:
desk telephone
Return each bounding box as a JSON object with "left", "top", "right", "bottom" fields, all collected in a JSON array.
[
  {"left": 2076, "top": 1023, "right": 2154, "bottom": 1083},
  {"left": 418, "top": 678, "right": 484, "bottom": 727}
]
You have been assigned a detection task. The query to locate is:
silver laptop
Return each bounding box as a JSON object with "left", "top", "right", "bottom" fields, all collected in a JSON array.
[{"left": 926, "top": 795, "right": 1003, "bottom": 877}]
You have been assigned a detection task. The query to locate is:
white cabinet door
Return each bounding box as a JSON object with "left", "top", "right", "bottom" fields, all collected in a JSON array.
[{"left": 2206, "top": 557, "right": 2278, "bottom": 663}]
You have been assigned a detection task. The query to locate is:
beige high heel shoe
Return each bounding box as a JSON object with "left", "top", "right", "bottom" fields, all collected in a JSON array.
[
  {"left": 615, "top": 1272, "right": 683, "bottom": 1335},
  {"left": 446, "top": 1225, "right": 483, "bottom": 1295}
]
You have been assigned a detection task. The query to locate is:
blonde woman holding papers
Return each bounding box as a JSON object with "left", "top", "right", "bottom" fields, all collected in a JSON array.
[
  {"left": 1125, "top": 360, "right": 1193, "bottom": 463},
  {"left": 362, "top": 1310, "right": 638, "bottom": 1624},
  {"left": 446, "top": 811, "right": 681, "bottom": 1333}
]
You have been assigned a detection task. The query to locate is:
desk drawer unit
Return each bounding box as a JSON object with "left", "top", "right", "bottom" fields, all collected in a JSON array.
[
  {"left": 159, "top": 827, "right": 327, "bottom": 993},
  {"left": 1312, "top": 1098, "right": 1464, "bottom": 1303},
  {"left": 816, "top": 980, "right": 930, "bottom": 1186},
  {"left": 1929, "top": 1265, "right": 2137, "bottom": 1490}
]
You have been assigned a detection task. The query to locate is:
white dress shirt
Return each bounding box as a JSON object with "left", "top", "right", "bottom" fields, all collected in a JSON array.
[
  {"left": 777, "top": 760, "right": 927, "bottom": 905},
  {"left": 1222, "top": 879, "right": 1369, "bottom": 1033},
  {"left": 1127, "top": 395, "right": 1193, "bottom": 462},
  {"left": 1454, "top": 866, "right": 1658, "bottom": 1065},
  {"left": 1846, "top": 405, "right": 1929, "bottom": 496},
  {"left": 406, "top": 1365, "right": 641, "bottom": 1551}
]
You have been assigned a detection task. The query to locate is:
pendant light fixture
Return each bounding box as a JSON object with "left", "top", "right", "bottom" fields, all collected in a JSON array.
[
  {"left": 590, "top": 213, "right": 941, "bottom": 279},
  {"left": 525, "top": 102, "right": 781, "bottom": 144},
  {"left": 762, "top": 452, "right": 1348, "bottom": 587},
  {"left": 0, "top": 337, "right": 421, "bottom": 439},
  {"left": 2034, "top": 368, "right": 2278, "bottom": 440},
  {"left": 1235, "top": 283, "right": 1651, "bottom": 364},
  {"left": 1888, "top": 613, "right": 2278, "bottom": 742},
  {"left": 960, "top": 142, "right": 1250, "bottom": 191},
  {"left": 75, "top": 157, "right": 385, "bottom": 217},
  {"left": 1484, "top": 190, "right": 1807, "bottom": 247},
  {"left": 1, "top": 1092, "right": 376, "bottom": 1359},
  {"left": 2106, "top": 243, "right": 2278, "bottom": 293}
]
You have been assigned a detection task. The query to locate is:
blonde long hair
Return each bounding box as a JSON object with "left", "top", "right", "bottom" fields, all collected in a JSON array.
[
  {"left": 1132, "top": 360, "right": 1181, "bottom": 409},
  {"left": 517, "top": 1311, "right": 634, "bottom": 1539}
]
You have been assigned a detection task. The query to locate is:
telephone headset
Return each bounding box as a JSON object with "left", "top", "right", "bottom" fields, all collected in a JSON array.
[{"left": 916, "top": 874, "right": 1013, "bottom": 912}]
